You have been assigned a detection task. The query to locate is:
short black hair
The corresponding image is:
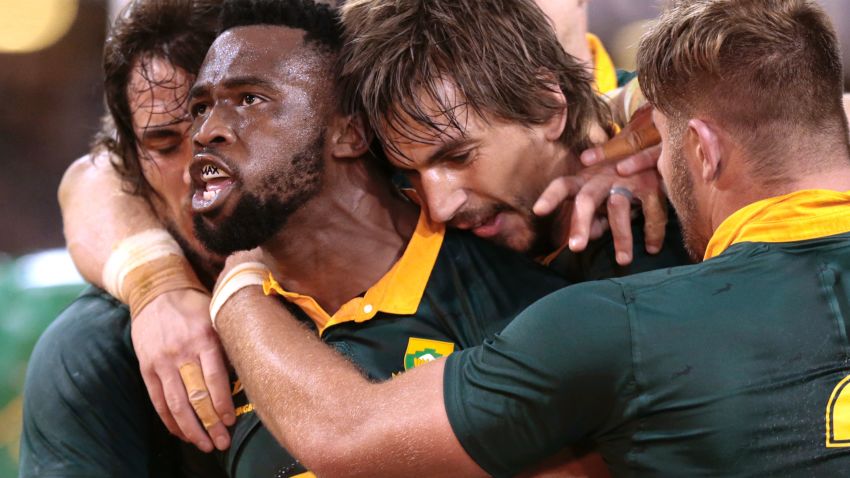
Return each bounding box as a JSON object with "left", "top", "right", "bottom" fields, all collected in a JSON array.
[{"left": 219, "top": 0, "right": 342, "bottom": 51}]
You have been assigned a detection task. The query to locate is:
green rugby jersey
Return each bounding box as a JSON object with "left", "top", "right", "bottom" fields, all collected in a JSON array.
[
  {"left": 221, "top": 211, "right": 568, "bottom": 477},
  {"left": 444, "top": 189, "right": 850, "bottom": 476},
  {"left": 545, "top": 202, "right": 692, "bottom": 282},
  {"left": 20, "top": 287, "right": 225, "bottom": 478}
]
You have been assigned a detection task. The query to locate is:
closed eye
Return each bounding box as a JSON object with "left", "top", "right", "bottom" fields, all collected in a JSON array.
[{"left": 444, "top": 151, "right": 473, "bottom": 165}]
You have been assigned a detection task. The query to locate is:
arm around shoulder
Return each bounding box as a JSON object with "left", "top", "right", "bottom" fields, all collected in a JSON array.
[
  {"left": 215, "top": 282, "right": 486, "bottom": 477},
  {"left": 442, "top": 281, "right": 633, "bottom": 476},
  {"left": 59, "top": 152, "right": 162, "bottom": 285}
]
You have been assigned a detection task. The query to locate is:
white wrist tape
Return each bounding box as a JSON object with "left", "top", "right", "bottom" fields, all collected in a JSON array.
[
  {"left": 102, "top": 229, "right": 184, "bottom": 303},
  {"left": 209, "top": 262, "right": 270, "bottom": 330}
]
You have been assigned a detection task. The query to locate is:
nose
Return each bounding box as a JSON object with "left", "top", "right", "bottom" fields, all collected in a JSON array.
[
  {"left": 418, "top": 169, "right": 467, "bottom": 223},
  {"left": 192, "top": 105, "right": 236, "bottom": 148}
]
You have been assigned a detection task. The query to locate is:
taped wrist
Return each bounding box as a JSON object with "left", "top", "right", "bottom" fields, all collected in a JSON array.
[
  {"left": 102, "top": 229, "right": 207, "bottom": 317},
  {"left": 209, "top": 262, "right": 270, "bottom": 330}
]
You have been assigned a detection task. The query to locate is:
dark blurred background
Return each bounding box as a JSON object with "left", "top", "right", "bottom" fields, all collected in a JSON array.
[{"left": 0, "top": 0, "right": 848, "bottom": 256}]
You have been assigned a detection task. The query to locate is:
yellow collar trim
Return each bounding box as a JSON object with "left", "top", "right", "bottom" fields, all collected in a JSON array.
[
  {"left": 704, "top": 189, "right": 850, "bottom": 260},
  {"left": 263, "top": 210, "right": 445, "bottom": 336},
  {"left": 587, "top": 33, "right": 617, "bottom": 94}
]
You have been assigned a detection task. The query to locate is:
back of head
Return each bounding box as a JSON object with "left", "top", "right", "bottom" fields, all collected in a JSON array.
[
  {"left": 638, "top": 0, "right": 850, "bottom": 182},
  {"left": 339, "top": 0, "right": 611, "bottom": 159},
  {"left": 100, "top": 0, "right": 221, "bottom": 197}
]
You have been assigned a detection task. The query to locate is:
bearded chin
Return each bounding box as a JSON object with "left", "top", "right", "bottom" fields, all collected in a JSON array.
[
  {"left": 197, "top": 188, "right": 310, "bottom": 255},
  {"left": 194, "top": 131, "right": 326, "bottom": 255}
]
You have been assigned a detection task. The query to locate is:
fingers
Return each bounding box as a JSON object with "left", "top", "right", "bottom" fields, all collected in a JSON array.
[
  {"left": 607, "top": 192, "right": 635, "bottom": 266},
  {"left": 616, "top": 144, "right": 662, "bottom": 176},
  {"left": 568, "top": 177, "right": 613, "bottom": 252},
  {"left": 141, "top": 369, "right": 185, "bottom": 441},
  {"left": 533, "top": 176, "right": 584, "bottom": 217},
  {"left": 581, "top": 104, "right": 660, "bottom": 166},
  {"left": 164, "top": 365, "right": 214, "bottom": 452},
  {"left": 200, "top": 346, "right": 236, "bottom": 426},
  {"left": 178, "top": 362, "right": 232, "bottom": 451},
  {"left": 640, "top": 188, "right": 668, "bottom": 255}
]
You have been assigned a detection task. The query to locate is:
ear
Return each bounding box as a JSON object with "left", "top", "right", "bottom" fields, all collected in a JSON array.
[
  {"left": 330, "top": 114, "right": 371, "bottom": 159},
  {"left": 538, "top": 71, "right": 569, "bottom": 142},
  {"left": 687, "top": 118, "right": 722, "bottom": 183}
]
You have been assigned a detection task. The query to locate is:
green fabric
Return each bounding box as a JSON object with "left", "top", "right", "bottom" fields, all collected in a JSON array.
[
  {"left": 550, "top": 202, "right": 693, "bottom": 283},
  {"left": 223, "top": 229, "right": 569, "bottom": 477},
  {"left": 616, "top": 69, "right": 637, "bottom": 88},
  {"left": 445, "top": 233, "right": 850, "bottom": 477},
  {"left": 18, "top": 286, "right": 225, "bottom": 478}
]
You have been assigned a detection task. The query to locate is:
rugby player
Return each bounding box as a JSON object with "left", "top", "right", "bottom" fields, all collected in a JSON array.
[
  {"left": 40, "top": 0, "right": 604, "bottom": 476},
  {"left": 188, "top": 2, "right": 576, "bottom": 474},
  {"left": 335, "top": 0, "right": 692, "bottom": 280},
  {"left": 51, "top": 0, "right": 681, "bottom": 460},
  {"left": 213, "top": 0, "right": 850, "bottom": 475},
  {"left": 20, "top": 2, "right": 229, "bottom": 475},
  {"left": 535, "top": 0, "right": 625, "bottom": 95}
]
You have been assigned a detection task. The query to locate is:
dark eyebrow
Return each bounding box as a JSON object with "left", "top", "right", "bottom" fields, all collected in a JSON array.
[
  {"left": 188, "top": 83, "right": 209, "bottom": 103},
  {"left": 189, "top": 75, "right": 280, "bottom": 102},
  {"left": 424, "top": 137, "right": 477, "bottom": 166}
]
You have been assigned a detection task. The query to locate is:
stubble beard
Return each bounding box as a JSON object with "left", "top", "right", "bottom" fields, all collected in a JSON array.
[{"left": 194, "top": 131, "right": 326, "bottom": 256}]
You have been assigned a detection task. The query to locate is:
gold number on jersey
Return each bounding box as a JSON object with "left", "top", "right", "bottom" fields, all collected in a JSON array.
[{"left": 826, "top": 374, "right": 850, "bottom": 447}]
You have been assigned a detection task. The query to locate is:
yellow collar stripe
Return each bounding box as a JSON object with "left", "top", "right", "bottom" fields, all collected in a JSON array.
[
  {"left": 704, "top": 189, "right": 850, "bottom": 260},
  {"left": 587, "top": 33, "right": 617, "bottom": 94},
  {"left": 263, "top": 210, "right": 445, "bottom": 336}
]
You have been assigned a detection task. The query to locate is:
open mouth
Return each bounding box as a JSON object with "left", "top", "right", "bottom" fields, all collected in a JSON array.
[
  {"left": 189, "top": 155, "right": 236, "bottom": 213},
  {"left": 455, "top": 213, "right": 503, "bottom": 239},
  {"left": 470, "top": 213, "right": 502, "bottom": 238}
]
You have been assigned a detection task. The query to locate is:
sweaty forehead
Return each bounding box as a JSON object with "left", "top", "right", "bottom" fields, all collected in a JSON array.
[
  {"left": 197, "top": 26, "right": 326, "bottom": 86},
  {"left": 382, "top": 77, "right": 477, "bottom": 157}
]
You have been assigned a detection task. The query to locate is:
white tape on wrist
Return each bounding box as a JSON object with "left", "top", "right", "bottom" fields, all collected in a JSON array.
[
  {"left": 209, "top": 262, "right": 270, "bottom": 330},
  {"left": 102, "top": 229, "right": 183, "bottom": 303}
]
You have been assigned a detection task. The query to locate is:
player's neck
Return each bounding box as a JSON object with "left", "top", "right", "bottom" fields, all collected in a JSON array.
[
  {"left": 261, "top": 161, "right": 419, "bottom": 313},
  {"left": 710, "top": 150, "right": 850, "bottom": 235}
]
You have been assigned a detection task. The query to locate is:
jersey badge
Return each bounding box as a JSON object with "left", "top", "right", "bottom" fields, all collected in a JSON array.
[{"left": 404, "top": 338, "right": 455, "bottom": 371}]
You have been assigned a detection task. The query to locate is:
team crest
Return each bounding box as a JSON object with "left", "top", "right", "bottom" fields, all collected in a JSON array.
[{"left": 404, "top": 338, "right": 455, "bottom": 371}]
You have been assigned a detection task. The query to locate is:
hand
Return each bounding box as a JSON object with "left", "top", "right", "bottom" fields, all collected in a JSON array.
[
  {"left": 534, "top": 105, "right": 667, "bottom": 265},
  {"left": 580, "top": 103, "right": 661, "bottom": 169},
  {"left": 131, "top": 288, "right": 235, "bottom": 453}
]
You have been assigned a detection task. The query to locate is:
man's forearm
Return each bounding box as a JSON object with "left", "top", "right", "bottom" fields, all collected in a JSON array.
[
  {"left": 216, "top": 285, "right": 484, "bottom": 477},
  {"left": 59, "top": 153, "right": 163, "bottom": 285}
]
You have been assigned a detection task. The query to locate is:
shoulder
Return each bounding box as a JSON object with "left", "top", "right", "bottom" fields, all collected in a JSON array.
[{"left": 29, "top": 286, "right": 132, "bottom": 373}]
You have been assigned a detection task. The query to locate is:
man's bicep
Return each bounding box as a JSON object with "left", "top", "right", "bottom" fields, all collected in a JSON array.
[
  {"left": 362, "top": 359, "right": 488, "bottom": 477},
  {"left": 442, "top": 282, "right": 632, "bottom": 476}
]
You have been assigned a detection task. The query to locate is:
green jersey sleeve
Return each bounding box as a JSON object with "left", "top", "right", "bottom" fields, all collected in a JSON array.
[{"left": 443, "top": 280, "right": 635, "bottom": 477}]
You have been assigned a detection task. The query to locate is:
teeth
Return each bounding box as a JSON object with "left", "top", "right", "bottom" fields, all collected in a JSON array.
[
  {"left": 201, "top": 164, "right": 230, "bottom": 181},
  {"left": 203, "top": 189, "right": 219, "bottom": 201}
]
